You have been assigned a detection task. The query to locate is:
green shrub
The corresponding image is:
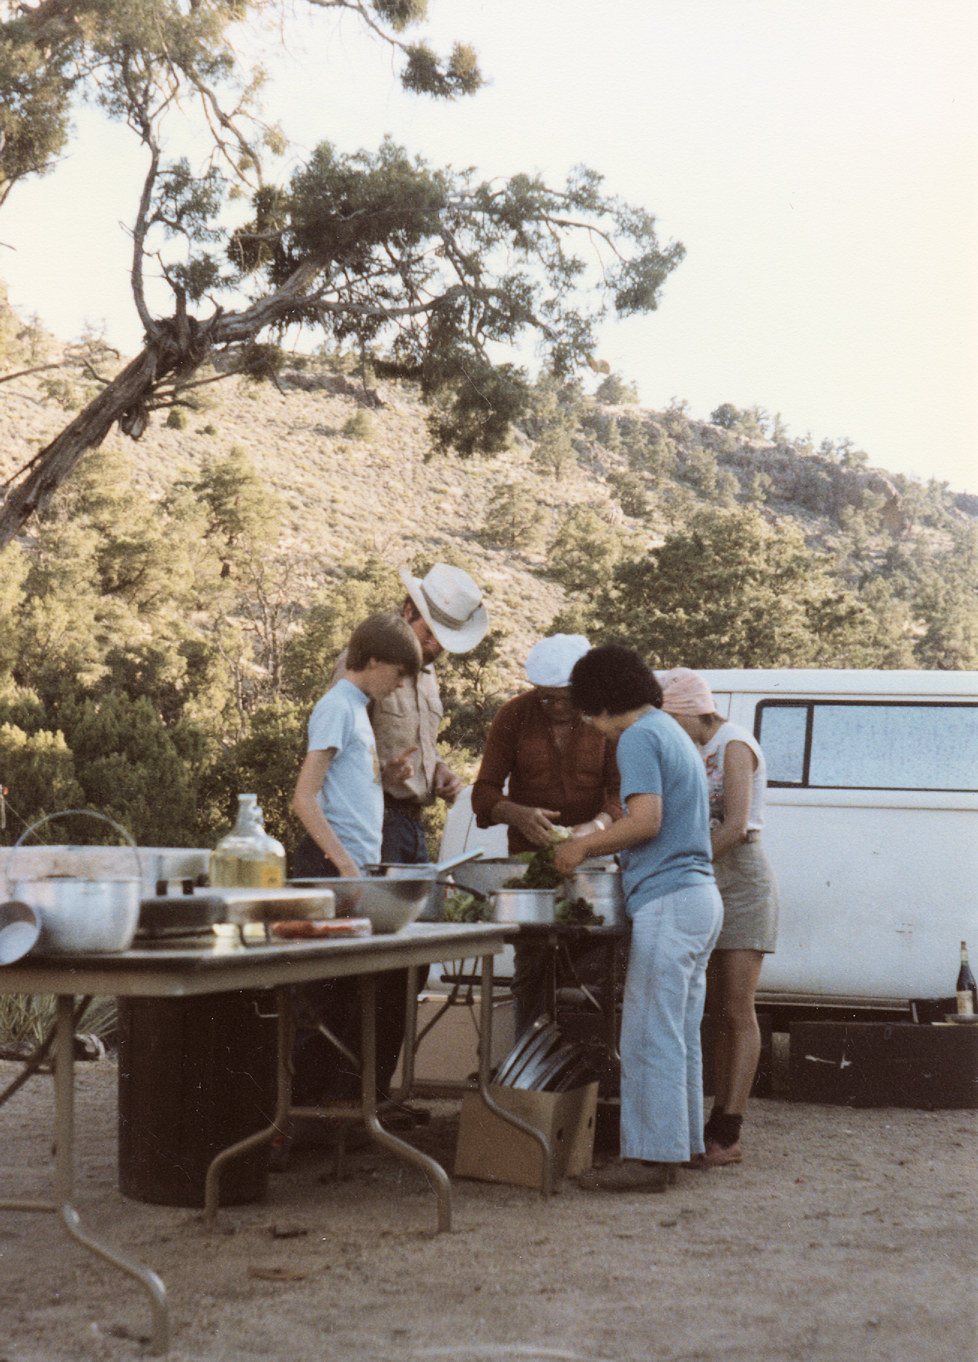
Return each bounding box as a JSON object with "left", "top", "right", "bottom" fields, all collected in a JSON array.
[{"left": 342, "top": 409, "right": 375, "bottom": 441}]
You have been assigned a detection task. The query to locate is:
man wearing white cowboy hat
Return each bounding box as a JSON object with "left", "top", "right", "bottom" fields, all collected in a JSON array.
[
  {"left": 327, "top": 562, "right": 489, "bottom": 865},
  {"left": 378, "top": 563, "right": 489, "bottom": 861}
]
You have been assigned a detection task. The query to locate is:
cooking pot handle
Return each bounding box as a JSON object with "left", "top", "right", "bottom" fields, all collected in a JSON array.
[{"left": 6, "top": 810, "right": 143, "bottom": 892}]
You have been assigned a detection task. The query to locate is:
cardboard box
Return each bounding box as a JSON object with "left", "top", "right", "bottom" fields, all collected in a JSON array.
[{"left": 454, "top": 1082, "right": 599, "bottom": 1189}]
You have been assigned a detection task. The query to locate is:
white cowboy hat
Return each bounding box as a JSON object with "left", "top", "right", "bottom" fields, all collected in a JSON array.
[
  {"left": 399, "top": 564, "right": 489, "bottom": 654},
  {"left": 524, "top": 634, "right": 591, "bottom": 687}
]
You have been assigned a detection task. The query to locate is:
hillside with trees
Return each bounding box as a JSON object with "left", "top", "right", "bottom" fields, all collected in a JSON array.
[
  {"left": 1, "top": 0, "right": 975, "bottom": 858},
  {"left": 2, "top": 287, "right": 976, "bottom": 857}
]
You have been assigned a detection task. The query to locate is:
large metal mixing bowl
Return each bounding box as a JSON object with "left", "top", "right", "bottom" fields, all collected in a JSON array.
[
  {"left": 448, "top": 857, "right": 528, "bottom": 899},
  {"left": 289, "top": 877, "right": 431, "bottom": 933}
]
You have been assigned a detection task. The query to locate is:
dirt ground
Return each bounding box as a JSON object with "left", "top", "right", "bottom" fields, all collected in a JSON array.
[{"left": 0, "top": 1054, "right": 976, "bottom": 1362}]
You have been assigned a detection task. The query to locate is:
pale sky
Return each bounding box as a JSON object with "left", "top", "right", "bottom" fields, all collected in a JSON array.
[{"left": 2, "top": 0, "right": 976, "bottom": 492}]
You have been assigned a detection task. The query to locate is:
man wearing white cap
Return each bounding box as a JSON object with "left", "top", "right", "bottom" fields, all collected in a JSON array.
[
  {"left": 471, "top": 634, "right": 622, "bottom": 1033},
  {"left": 471, "top": 634, "right": 621, "bottom": 852}
]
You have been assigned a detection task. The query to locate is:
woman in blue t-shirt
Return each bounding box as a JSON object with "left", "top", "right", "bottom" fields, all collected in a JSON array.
[{"left": 555, "top": 644, "right": 723, "bottom": 1193}]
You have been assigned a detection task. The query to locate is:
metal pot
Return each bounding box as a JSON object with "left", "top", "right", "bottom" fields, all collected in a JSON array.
[
  {"left": 8, "top": 811, "right": 143, "bottom": 955},
  {"left": 490, "top": 887, "right": 557, "bottom": 925},
  {"left": 450, "top": 857, "right": 528, "bottom": 899},
  {"left": 561, "top": 859, "right": 626, "bottom": 927}
]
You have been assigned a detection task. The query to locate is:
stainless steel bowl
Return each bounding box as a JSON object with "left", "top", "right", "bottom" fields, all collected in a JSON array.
[
  {"left": 450, "top": 858, "right": 528, "bottom": 899},
  {"left": 364, "top": 864, "right": 445, "bottom": 921},
  {"left": 289, "top": 877, "right": 430, "bottom": 933}
]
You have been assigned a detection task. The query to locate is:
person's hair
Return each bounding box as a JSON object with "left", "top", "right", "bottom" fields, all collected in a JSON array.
[
  {"left": 569, "top": 643, "right": 663, "bottom": 716},
  {"left": 346, "top": 612, "right": 422, "bottom": 674}
]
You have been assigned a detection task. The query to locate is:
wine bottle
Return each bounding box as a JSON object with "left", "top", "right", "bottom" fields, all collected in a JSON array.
[{"left": 956, "top": 941, "right": 977, "bottom": 1016}]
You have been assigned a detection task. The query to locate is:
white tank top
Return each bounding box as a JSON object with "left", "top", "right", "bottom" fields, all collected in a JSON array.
[{"left": 700, "top": 721, "right": 767, "bottom": 831}]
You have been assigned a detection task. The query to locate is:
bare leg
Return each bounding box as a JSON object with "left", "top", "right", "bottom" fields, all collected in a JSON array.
[{"left": 710, "top": 948, "right": 765, "bottom": 1116}]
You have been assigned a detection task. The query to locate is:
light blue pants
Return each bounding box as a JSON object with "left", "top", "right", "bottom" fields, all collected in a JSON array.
[{"left": 619, "top": 882, "right": 724, "bottom": 1163}]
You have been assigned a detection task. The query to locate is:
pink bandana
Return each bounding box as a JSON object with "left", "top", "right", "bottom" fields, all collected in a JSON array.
[{"left": 659, "top": 667, "right": 715, "bottom": 716}]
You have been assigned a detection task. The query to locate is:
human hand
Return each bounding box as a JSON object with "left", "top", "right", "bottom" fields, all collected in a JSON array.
[
  {"left": 384, "top": 746, "right": 418, "bottom": 784},
  {"left": 509, "top": 805, "right": 562, "bottom": 847},
  {"left": 432, "top": 762, "right": 463, "bottom": 803},
  {"left": 554, "top": 838, "right": 587, "bottom": 877}
]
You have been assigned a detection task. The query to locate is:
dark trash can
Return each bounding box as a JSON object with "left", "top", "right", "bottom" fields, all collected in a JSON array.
[{"left": 117, "top": 990, "right": 278, "bottom": 1207}]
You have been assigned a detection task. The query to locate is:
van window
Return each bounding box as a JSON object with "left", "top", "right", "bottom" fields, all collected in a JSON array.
[{"left": 756, "top": 700, "right": 978, "bottom": 791}]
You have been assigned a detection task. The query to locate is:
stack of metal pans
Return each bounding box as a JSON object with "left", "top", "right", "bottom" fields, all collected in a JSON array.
[{"left": 493, "top": 1017, "right": 596, "bottom": 1093}]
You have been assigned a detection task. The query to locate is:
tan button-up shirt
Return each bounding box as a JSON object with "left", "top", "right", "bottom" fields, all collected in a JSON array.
[{"left": 331, "top": 650, "right": 444, "bottom": 803}]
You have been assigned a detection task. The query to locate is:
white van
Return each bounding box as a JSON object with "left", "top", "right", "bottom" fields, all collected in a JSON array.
[{"left": 441, "top": 669, "right": 978, "bottom": 1018}]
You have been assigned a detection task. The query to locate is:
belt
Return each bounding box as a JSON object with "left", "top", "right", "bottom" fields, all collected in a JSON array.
[
  {"left": 384, "top": 794, "right": 425, "bottom": 821},
  {"left": 743, "top": 829, "right": 760, "bottom": 843}
]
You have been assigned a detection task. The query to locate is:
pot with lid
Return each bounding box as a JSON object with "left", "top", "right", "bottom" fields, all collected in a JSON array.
[{"left": 560, "top": 858, "right": 626, "bottom": 927}]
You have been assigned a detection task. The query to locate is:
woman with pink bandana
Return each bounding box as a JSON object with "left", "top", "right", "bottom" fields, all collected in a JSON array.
[{"left": 659, "top": 667, "right": 780, "bottom": 1167}]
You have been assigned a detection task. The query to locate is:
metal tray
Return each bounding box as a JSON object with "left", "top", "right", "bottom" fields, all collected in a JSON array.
[
  {"left": 497, "top": 1022, "right": 561, "bottom": 1087},
  {"left": 493, "top": 1017, "right": 556, "bottom": 1085},
  {"left": 518, "top": 1045, "right": 579, "bottom": 1091}
]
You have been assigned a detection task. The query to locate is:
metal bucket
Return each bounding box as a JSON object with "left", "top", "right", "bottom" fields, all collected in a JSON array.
[
  {"left": 8, "top": 811, "right": 143, "bottom": 955},
  {"left": 561, "top": 860, "right": 626, "bottom": 927}
]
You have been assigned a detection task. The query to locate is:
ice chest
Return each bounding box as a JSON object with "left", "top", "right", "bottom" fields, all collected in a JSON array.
[
  {"left": 454, "top": 1082, "right": 599, "bottom": 1188},
  {"left": 788, "top": 1021, "right": 978, "bottom": 1109}
]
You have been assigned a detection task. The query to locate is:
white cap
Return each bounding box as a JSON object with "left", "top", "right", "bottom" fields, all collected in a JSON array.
[
  {"left": 399, "top": 564, "right": 489, "bottom": 654},
  {"left": 524, "top": 634, "right": 591, "bottom": 687}
]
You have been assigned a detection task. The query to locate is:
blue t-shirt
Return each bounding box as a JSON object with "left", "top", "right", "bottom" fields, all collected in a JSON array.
[
  {"left": 307, "top": 678, "right": 384, "bottom": 870},
  {"left": 616, "top": 707, "right": 715, "bottom": 910}
]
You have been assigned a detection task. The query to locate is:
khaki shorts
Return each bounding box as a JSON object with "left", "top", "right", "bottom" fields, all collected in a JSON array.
[{"left": 713, "top": 838, "right": 779, "bottom": 953}]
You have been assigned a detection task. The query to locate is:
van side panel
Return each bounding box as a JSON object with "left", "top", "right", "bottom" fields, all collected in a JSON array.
[
  {"left": 756, "top": 790, "right": 978, "bottom": 1000},
  {"left": 719, "top": 678, "right": 978, "bottom": 1006}
]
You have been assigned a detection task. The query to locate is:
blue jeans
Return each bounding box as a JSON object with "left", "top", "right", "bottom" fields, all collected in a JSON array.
[
  {"left": 619, "top": 882, "right": 723, "bottom": 1163},
  {"left": 381, "top": 807, "right": 430, "bottom": 865}
]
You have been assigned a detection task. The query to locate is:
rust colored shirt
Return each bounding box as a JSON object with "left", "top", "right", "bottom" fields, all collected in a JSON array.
[{"left": 471, "top": 690, "right": 623, "bottom": 853}]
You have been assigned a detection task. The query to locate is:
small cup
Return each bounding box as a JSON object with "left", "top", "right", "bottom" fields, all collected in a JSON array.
[{"left": 0, "top": 900, "right": 41, "bottom": 965}]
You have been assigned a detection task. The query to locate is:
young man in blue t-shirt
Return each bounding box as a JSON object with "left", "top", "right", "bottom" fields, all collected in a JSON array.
[
  {"left": 282, "top": 613, "right": 422, "bottom": 1137},
  {"left": 292, "top": 612, "right": 422, "bottom": 877}
]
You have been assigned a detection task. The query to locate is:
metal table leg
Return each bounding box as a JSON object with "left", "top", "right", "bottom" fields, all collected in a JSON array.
[
  {"left": 358, "top": 974, "right": 453, "bottom": 1233},
  {"left": 388, "top": 963, "right": 421, "bottom": 1104},
  {"left": 475, "top": 955, "right": 553, "bottom": 1197},
  {"left": 0, "top": 996, "right": 170, "bottom": 1355},
  {"left": 204, "top": 984, "right": 291, "bottom": 1225}
]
